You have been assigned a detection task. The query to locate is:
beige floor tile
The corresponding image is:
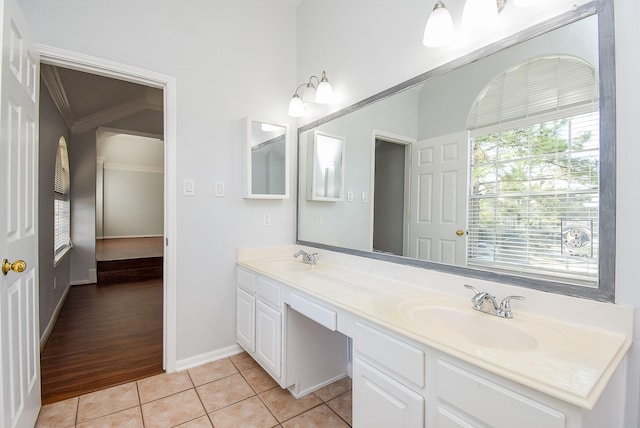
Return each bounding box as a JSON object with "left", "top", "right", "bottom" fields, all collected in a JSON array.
[
  {"left": 76, "top": 406, "right": 143, "bottom": 428},
  {"left": 175, "top": 415, "right": 214, "bottom": 427},
  {"left": 281, "top": 404, "right": 350, "bottom": 428},
  {"left": 327, "top": 391, "right": 352, "bottom": 425},
  {"left": 188, "top": 358, "right": 238, "bottom": 386},
  {"left": 196, "top": 373, "right": 255, "bottom": 413},
  {"left": 230, "top": 351, "right": 259, "bottom": 371},
  {"left": 35, "top": 396, "right": 78, "bottom": 428},
  {"left": 141, "top": 389, "right": 206, "bottom": 428},
  {"left": 77, "top": 382, "right": 139, "bottom": 423},
  {"left": 137, "top": 371, "right": 194, "bottom": 403},
  {"left": 259, "top": 388, "right": 322, "bottom": 423},
  {"left": 313, "top": 377, "right": 352, "bottom": 402},
  {"left": 241, "top": 365, "right": 278, "bottom": 394},
  {"left": 209, "top": 396, "right": 278, "bottom": 428}
]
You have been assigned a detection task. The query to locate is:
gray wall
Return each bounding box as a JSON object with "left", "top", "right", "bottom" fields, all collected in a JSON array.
[
  {"left": 38, "top": 80, "right": 71, "bottom": 340},
  {"left": 68, "top": 130, "right": 97, "bottom": 284}
]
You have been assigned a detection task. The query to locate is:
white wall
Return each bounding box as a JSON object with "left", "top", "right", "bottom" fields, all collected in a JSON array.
[
  {"left": 19, "top": 0, "right": 298, "bottom": 362},
  {"left": 295, "top": 0, "right": 639, "bottom": 426},
  {"left": 611, "top": 0, "right": 640, "bottom": 424},
  {"left": 97, "top": 132, "right": 164, "bottom": 238}
]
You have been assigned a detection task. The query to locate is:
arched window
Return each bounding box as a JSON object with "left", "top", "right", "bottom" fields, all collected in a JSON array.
[
  {"left": 54, "top": 136, "right": 71, "bottom": 258},
  {"left": 467, "top": 55, "right": 599, "bottom": 284}
]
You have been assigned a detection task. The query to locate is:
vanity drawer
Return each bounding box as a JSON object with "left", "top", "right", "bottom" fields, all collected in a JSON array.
[
  {"left": 256, "top": 276, "right": 282, "bottom": 309},
  {"left": 237, "top": 267, "right": 255, "bottom": 293},
  {"left": 289, "top": 293, "right": 337, "bottom": 331},
  {"left": 355, "top": 322, "right": 425, "bottom": 388},
  {"left": 437, "top": 360, "right": 565, "bottom": 428}
]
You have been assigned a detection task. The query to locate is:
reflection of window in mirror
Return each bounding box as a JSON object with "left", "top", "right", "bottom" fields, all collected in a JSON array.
[
  {"left": 246, "top": 118, "right": 289, "bottom": 199},
  {"left": 466, "top": 55, "right": 599, "bottom": 285},
  {"left": 309, "top": 131, "right": 345, "bottom": 201}
]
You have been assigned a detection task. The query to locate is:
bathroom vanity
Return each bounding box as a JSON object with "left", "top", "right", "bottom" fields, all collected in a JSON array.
[{"left": 236, "top": 246, "right": 631, "bottom": 428}]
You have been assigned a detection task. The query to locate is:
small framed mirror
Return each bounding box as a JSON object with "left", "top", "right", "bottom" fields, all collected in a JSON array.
[
  {"left": 308, "top": 130, "right": 345, "bottom": 201},
  {"left": 245, "top": 118, "right": 289, "bottom": 199}
]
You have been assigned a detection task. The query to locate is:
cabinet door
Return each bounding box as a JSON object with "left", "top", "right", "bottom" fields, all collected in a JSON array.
[
  {"left": 353, "top": 358, "right": 423, "bottom": 428},
  {"left": 237, "top": 288, "right": 255, "bottom": 352},
  {"left": 256, "top": 300, "right": 282, "bottom": 379}
]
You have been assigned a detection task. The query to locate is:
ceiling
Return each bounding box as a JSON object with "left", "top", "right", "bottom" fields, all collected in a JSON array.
[{"left": 41, "top": 64, "right": 164, "bottom": 136}]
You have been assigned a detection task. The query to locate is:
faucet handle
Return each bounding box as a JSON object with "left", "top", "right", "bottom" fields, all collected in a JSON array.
[
  {"left": 464, "top": 284, "right": 480, "bottom": 295},
  {"left": 498, "top": 295, "right": 525, "bottom": 319}
]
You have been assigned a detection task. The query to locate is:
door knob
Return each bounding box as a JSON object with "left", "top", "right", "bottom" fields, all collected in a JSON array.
[
  {"left": 2, "top": 259, "right": 26, "bottom": 276},
  {"left": 456, "top": 229, "right": 466, "bottom": 236}
]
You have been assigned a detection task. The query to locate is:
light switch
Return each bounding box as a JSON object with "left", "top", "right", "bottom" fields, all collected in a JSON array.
[
  {"left": 214, "top": 181, "right": 225, "bottom": 197},
  {"left": 183, "top": 178, "right": 195, "bottom": 196},
  {"left": 362, "top": 191, "right": 369, "bottom": 203}
]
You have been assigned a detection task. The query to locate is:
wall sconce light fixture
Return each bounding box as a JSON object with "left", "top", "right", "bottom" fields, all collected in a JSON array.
[
  {"left": 423, "top": 1, "right": 454, "bottom": 47},
  {"left": 424, "top": 0, "right": 507, "bottom": 48},
  {"left": 288, "top": 71, "right": 333, "bottom": 117}
]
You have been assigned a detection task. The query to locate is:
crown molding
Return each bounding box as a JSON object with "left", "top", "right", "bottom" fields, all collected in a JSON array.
[{"left": 41, "top": 64, "right": 75, "bottom": 128}]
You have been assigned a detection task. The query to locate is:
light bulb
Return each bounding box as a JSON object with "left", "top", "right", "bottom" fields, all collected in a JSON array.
[
  {"left": 288, "top": 94, "right": 304, "bottom": 117},
  {"left": 423, "top": 1, "right": 454, "bottom": 48},
  {"left": 315, "top": 71, "right": 333, "bottom": 104}
]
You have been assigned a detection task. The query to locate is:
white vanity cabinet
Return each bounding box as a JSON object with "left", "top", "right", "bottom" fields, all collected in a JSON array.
[
  {"left": 236, "top": 267, "right": 286, "bottom": 385},
  {"left": 353, "top": 322, "right": 425, "bottom": 428},
  {"left": 236, "top": 266, "right": 349, "bottom": 395},
  {"left": 351, "top": 320, "right": 625, "bottom": 428}
]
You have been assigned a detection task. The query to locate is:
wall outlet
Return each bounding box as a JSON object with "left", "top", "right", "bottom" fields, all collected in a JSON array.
[{"left": 214, "top": 181, "right": 225, "bottom": 197}]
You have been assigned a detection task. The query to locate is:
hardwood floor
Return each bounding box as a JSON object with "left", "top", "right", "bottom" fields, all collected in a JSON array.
[
  {"left": 40, "top": 279, "right": 164, "bottom": 404},
  {"left": 95, "top": 237, "right": 164, "bottom": 261}
]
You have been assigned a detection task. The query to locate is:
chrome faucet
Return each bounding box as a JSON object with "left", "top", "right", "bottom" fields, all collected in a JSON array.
[
  {"left": 293, "top": 249, "right": 318, "bottom": 265},
  {"left": 464, "top": 285, "right": 525, "bottom": 319}
]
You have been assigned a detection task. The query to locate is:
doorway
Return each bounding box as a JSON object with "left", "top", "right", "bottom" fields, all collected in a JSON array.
[
  {"left": 372, "top": 137, "right": 410, "bottom": 256},
  {"left": 37, "top": 48, "right": 177, "bottom": 401}
]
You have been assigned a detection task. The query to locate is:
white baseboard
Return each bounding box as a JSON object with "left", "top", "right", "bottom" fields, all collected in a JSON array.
[
  {"left": 175, "top": 344, "right": 243, "bottom": 372},
  {"left": 40, "top": 283, "right": 72, "bottom": 350}
]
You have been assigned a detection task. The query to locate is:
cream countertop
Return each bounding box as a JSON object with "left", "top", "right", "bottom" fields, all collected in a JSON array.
[{"left": 237, "top": 245, "right": 633, "bottom": 410}]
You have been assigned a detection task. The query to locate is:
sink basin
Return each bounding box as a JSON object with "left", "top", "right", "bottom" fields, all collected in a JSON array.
[{"left": 406, "top": 305, "right": 541, "bottom": 351}]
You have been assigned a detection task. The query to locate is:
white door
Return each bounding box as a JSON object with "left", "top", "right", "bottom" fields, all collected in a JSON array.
[
  {"left": 0, "top": 0, "right": 40, "bottom": 426},
  {"left": 408, "top": 132, "right": 468, "bottom": 265}
]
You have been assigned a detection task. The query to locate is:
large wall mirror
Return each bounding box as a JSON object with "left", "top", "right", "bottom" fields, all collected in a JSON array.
[
  {"left": 246, "top": 118, "right": 289, "bottom": 199},
  {"left": 297, "top": 1, "right": 615, "bottom": 301}
]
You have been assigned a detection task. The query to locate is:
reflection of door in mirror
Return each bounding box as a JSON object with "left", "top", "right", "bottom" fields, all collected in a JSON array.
[
  {"left": 310, "top": 131, "right": 345, "bottom": 201},
  {"left": 407, "top": 132, "right": 468, "bottom": 265},
  {"left": 373, "top": 139, "right": 409, "bottom": 256}
]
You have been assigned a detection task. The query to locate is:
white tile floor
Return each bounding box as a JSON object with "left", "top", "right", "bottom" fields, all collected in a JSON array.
[{"left": 35, "top": 352, "right": 352, "bottom": 428}]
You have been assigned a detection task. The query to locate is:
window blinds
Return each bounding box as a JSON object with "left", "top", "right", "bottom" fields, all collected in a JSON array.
[
  {"left": 468, "top": 56, "right": 598, "bottom": 131},
  {"left": 467, "top": 56, "right": 599, "bottom": 284},
  {"left": 54, "top": 138, "right": 71, "bottom": 254}
]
